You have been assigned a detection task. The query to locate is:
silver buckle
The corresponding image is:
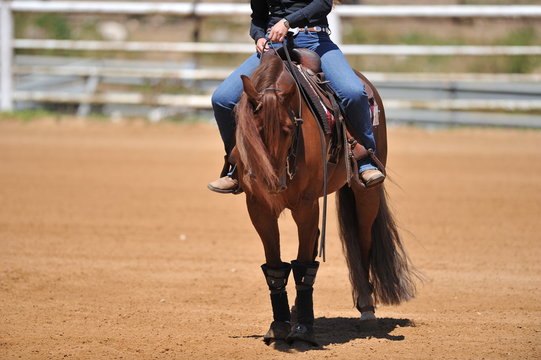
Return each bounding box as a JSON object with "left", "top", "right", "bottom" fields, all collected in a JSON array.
[
  {"left": 288, "top": 27, "right": 300, "bottom": 36},
  {"left": 313, "top": 26, "right": 322, "bottom": 32}
]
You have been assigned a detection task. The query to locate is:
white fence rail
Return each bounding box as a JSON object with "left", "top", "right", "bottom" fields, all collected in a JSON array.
[
  {"left": 13, "top": 39, "right": 541, "bottom": 56},
  {"left": 1, "top": 2, "right": 14, "bottom": 111},
  {"left": 8, "top": 2, "right": 541, "bottom": 17},
  {"left": 13, "top": 91, "right": 541, "bottom": 113},
  {"left": 2, "top": 1, "right": 541, "bottom": 113},
  {"left": 15, "top": 63, "right": 541, "bottom": 83}
]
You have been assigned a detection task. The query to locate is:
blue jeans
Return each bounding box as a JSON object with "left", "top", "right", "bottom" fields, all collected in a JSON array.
[{"left": 212, "top": 31, "right": 377, "bottom": 172}]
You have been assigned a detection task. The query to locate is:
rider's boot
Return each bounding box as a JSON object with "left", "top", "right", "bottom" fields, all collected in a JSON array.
[
  {"left": 286, "top": 260, "right": 320, "bottom": 346},
  {"left": 347, "top": 136, "right": 385, "bottom": 188},
  {"left": 207, "top": 155, "right": 242, "bottom": 194},
  {"left": 261, "top": 262, "right": 292, "bottom": 344},
  {"left": 207, "top": 175, "right": 238, "bottom": 193},
  {"left": 345, "top": 107, "right": 385, "bottom": 187},
  {"left": 360, "top": 167, "right": 385, "bottom": 187}
]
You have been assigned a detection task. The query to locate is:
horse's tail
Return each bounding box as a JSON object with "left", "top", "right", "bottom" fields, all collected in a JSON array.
[{"left": 337, "top": 184, "right": 417, "bottom": 306}]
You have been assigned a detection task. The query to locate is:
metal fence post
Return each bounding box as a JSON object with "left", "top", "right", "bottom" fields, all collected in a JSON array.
[{"left": 1, "top": 0, "right": 14, "bottom": 112}]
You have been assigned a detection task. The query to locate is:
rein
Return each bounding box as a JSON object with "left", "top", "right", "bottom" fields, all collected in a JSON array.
[{"left": 278, "top": 36, "right": 329, "bottom": 262}]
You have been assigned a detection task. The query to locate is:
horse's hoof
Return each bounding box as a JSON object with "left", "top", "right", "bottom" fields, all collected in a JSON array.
[
  {"left": 263, "top": 321, "right": 291, "bottom": 345},
  {"left": 360, "top": 310, "right": 376, "bottom": 321},
  {"left": 359, "top": 311, "right": 378, "bottom": 329},
  {"left": 285, "top": 323, "right": 318, "bottom": 346}
]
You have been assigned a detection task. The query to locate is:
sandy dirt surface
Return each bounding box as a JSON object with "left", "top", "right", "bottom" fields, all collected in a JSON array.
[{"left": 0, "top": 119, "right": 540, "bottom": 359}]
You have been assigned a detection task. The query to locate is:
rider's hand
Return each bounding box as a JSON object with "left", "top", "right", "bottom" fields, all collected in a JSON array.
[
  {"left": 256, "top": 37, "right": 268, "bottom": 54},
  {"left": 268, "top": 19, "right": 289, "bottom": 43}
]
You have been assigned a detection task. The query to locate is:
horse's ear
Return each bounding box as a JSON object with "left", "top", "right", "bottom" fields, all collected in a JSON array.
[{"left": 241, "top": 75, "right": 259, "bottom": 105}]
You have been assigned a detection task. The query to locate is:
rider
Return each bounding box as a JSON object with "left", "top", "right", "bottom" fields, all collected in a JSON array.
[{"left": 208, "top": 0, "right": 385, "bottom": 193}]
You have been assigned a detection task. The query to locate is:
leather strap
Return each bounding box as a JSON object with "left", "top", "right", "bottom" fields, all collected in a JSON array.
[
  {"left": 291, "top": 65, "right": 331, "bottom": 134},
  {"left": 281, "top": 35, "right": 329, "bottom": 262},
  {"left": 267, "top": 26, "right": 330, "bottom": 35},
  {"left": 301, "top": 26, "right": 330, "bottom": 34}
]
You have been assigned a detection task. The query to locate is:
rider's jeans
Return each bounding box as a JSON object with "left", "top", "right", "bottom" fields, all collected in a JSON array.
[{"left": 211, "top": 31, "right": 377, "bottom": 172}]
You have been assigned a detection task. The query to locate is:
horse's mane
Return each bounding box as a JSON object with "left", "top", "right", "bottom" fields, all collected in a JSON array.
[{"left": 235, "top": 55, "right": 287, "bottom": 212}]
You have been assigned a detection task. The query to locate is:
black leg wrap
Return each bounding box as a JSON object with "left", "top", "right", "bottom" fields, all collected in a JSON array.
[
  {"left": 291, "top": 260, "right": 319, "bottom": 327},
  {"left": 270, "top": 292, "right": 290, "bottom": 322},
  {"left": 261, "top": 262, "right": 291, "bottom": 322},
  {"left": 286, "top": 260, "right": 320, "bottom": 346}
]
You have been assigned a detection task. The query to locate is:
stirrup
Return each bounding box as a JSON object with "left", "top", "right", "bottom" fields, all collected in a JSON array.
[{"left": 360, "top": 168, "right": 385, "bottom": 188}]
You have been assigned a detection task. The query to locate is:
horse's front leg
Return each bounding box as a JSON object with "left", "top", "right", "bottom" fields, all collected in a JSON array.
[
  {"left": 246, "top": 198, "right": 291, "bottom": 344},
  {"left": 286, "top": 199, "right": 320, "bottom": 346}
]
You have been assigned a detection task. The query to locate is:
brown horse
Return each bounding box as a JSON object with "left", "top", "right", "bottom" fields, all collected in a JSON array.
[{"left": 233, "top": 53, "right": 416, "bottom": 346}]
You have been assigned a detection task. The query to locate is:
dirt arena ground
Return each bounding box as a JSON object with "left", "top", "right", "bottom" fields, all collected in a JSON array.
[{"left": 0, "top": 118, "right": 540, "bottom": 359}]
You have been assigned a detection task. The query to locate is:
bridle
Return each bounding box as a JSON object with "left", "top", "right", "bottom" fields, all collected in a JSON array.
[{"left": 254, "top": 86, "right": 303, "bottom": 126}]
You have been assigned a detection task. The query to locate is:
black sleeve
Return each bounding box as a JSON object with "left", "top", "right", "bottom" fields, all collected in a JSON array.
[
  {"left": 250, "top": 0, "right": 269, "bottom": 42},
  {"left": 284, "top": 0, "right": 333, "bottom": 28}
]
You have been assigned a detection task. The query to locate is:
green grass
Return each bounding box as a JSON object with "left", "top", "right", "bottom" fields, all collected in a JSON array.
[
  {"left": 0, "top": 110, "right": 214, "bottom": 124},
  {"left": 0, "top": 110, "right": 116, "bottom": 123},
  {"left": 0, "top": 109, "right": 61, "bottom": 122},
  {"left": 14, "top": 13, "right": 72, "bottom": 39},
  {"left": 499, "top": 26, "right": 537, "bottom": 46},
  {"left": 130, "top": 80, "right": 207, "bottom": 96},
  {"left": 35, "top": 14, "right": 71, "bottom": 39}
]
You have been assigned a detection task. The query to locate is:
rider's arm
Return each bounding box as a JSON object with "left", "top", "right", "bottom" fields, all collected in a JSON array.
[
  {"left": 284, "top": 0, "right": 333, "bottom": 28},
  {"left": 250, "top": 0, "right": 269, "bottom": 43}
]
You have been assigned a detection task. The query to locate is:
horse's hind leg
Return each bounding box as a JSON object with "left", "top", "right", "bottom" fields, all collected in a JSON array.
[
  {"left": 286, "top": 200, "right": 320, "bottom": 346},
  {"left": 337, "top": 185, "right": 380, "bottom": 322},
  {"left": 246, "top": 199, "right": 291, "bottom": 344},
  {"left": 353, "top": 186, "right": 380, "bottom": 322}
]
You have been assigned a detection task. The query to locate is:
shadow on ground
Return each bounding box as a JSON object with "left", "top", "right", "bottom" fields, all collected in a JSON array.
[
  {"left": 315, "top": 317, "right": 415, "bottom": 346},
  {"left": 232, "top": 317, "right": 415, "bottom": 352}
]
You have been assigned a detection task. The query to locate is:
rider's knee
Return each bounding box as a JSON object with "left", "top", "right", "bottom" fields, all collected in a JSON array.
[
  {"left": 340, "top": 85, "right": 368, "bottom": 108},
  {"left": 211, "top": 88, "right": 226, "bottom": 109},
  {"left": 211, "top": 87, "right": 236, "bottom": 111}
]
